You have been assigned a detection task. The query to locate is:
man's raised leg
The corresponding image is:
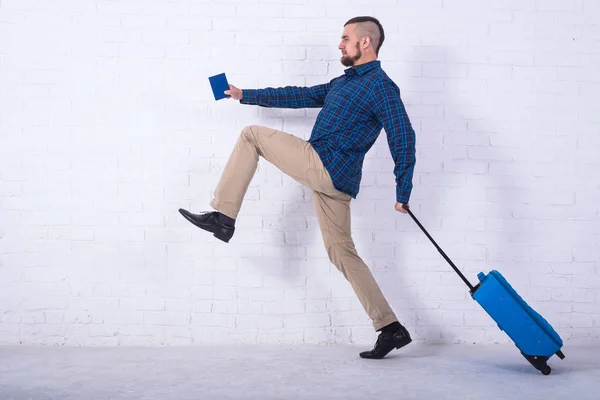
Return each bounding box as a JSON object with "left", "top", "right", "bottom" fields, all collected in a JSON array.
[{"left": 179, "top": 124, "right": 324, "bottom": 242}]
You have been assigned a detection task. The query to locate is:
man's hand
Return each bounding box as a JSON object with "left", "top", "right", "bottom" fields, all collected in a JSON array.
[
  {"left": 395, "top": 202, "right": 408, "bottom": 214},
  {"left": 224, "top": 84, "right": 243, "bottom": 100}
]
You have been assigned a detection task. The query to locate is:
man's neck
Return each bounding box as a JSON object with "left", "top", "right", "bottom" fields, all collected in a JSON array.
[{"left": 353, "top": 57, "right": 378, "bottom": 67}]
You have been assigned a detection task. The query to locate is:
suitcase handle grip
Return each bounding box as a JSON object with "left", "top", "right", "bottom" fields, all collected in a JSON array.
[{"left": 402, "top": 204, "right": 475, "bottom": 292}]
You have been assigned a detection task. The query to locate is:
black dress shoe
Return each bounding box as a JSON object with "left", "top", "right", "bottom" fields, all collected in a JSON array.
[
  {"left": 359, "top": 324, "right": 412, "bottom": 359},
  {"left": 178, "top": 209, "right": 235, "bottom": 243}
]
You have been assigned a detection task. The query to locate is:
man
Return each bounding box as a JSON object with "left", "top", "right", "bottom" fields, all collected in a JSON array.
[{"left": 179, "top": 16, "right": 416, "bottom": 359}]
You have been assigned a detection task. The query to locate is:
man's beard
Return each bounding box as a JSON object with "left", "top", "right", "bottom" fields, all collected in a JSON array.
[{"left": 341, "top": 42, "right": 361, "bottom": 67}]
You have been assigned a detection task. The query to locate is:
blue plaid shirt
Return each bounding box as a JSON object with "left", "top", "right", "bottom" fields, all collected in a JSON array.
[{"left": 240, "top": 60, "right": 416, "bottom": 204}]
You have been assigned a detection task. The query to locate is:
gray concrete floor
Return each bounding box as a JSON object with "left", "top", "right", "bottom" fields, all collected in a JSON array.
[{"left": 0, "top": 343, "right": 598, "bottom": 400}]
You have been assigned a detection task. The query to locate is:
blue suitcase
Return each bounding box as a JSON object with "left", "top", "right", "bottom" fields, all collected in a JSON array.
[{"left": 403, "top": 205, "right": 565, "bottom": 375}]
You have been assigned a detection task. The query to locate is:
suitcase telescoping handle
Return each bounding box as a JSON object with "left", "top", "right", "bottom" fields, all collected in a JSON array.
[{"left": 402, "top": 204, "right": 476, "bottom": 292}]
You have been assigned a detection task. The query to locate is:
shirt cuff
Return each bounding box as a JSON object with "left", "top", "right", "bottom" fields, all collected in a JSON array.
[
  {"left": 396, "top": 186, "right": 411, "bottom": 204},
  {"left": 240, "top": 89, "right": 258, "bottom": 104}
]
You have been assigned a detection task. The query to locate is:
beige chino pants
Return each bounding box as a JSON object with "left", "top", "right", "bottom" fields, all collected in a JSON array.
[{"left": 210, "top": 125, "right": 398, "bottom": 330}]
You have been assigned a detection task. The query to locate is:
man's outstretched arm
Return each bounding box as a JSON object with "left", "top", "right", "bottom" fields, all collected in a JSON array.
[
  {"left": 371, "top": 79, "right": 416, "bottom": 212},
  {"left": 225, "top": 78, "right": 339, "bottom": 109}
]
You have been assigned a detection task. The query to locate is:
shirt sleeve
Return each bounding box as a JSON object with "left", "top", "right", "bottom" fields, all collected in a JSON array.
[
  {"left": 240, "top": 77, "right": 339, "bottom": 109},
  {"left": 371, "top": 79, "right": 416, "bottom": 204}
]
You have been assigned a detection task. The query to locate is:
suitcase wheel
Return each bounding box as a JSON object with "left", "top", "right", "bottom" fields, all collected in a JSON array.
[
  {"left": 541, "top": 366, "right": 551, "bottom": 375},
  {"left": 521, "top": 353, "right": 553, "bottom": 376}
]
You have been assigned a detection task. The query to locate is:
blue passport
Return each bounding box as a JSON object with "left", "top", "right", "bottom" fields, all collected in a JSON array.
[{"left": 209, "top": 72, "right": 230, "bottom": 101}]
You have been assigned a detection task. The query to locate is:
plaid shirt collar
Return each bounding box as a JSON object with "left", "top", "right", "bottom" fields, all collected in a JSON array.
[{"left": 344, "top": 60, "right": 381, "bottom": 77}]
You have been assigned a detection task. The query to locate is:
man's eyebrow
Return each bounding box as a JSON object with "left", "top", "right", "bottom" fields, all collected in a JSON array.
[{"left": 341, "top": 35, "right": 349, "bottom": 39}]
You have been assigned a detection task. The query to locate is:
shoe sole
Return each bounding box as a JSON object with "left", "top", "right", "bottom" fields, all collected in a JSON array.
[
  {"left": 178, "top": 209, "right": 232, "bottom": 243},
  {"left": 359, "top": 336, "right": 412, "bottom": 359}
]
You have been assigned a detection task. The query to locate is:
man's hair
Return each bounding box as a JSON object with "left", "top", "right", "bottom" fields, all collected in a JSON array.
[{"left": 344, "top": 16, "right": 385, "bottom": 56}]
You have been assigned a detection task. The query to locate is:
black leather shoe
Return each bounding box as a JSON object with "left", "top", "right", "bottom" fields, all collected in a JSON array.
[
  {"left": 178, "top": 209, "right": 235, "bottom": 243},
  {"left": 359, "top": 324, "right": 412, "bottom": 359}
]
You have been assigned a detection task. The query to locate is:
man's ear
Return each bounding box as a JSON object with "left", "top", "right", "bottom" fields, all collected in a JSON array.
[{"left": 362, "top": 36, "right": 371, "bottom": 49}]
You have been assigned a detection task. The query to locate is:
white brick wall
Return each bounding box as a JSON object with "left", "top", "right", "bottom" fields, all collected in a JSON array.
[{"left": 1, "top": 0, "right": 599, "bottom": 347}]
